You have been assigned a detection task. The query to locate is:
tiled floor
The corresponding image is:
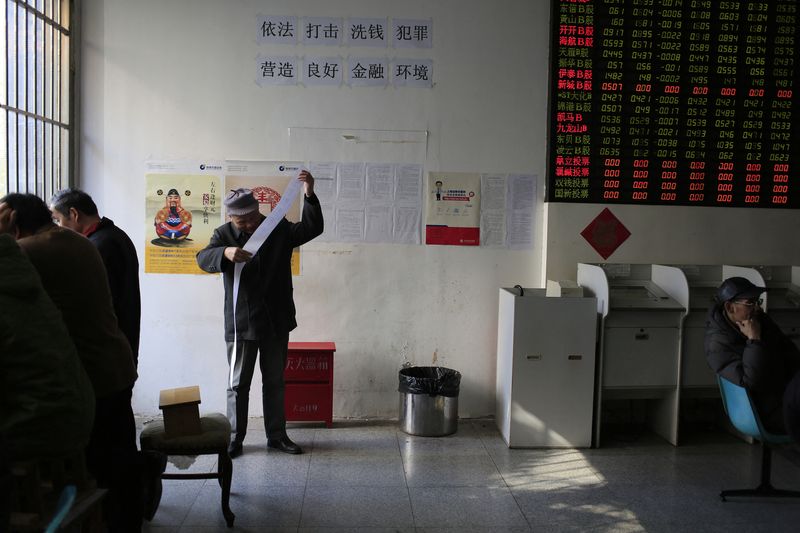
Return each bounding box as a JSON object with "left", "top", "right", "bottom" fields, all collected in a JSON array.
[{"left": 140, "top": 419, "right": 800, "bottom": 532}]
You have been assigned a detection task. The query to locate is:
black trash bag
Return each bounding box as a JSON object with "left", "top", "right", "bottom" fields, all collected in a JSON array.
[{"left": 398, "top": 366, "right": 461, "bottom": 397}]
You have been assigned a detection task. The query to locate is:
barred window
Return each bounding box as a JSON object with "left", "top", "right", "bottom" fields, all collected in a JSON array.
[{"left": 0, "top": 0, "right": 74, "bottom": 199}]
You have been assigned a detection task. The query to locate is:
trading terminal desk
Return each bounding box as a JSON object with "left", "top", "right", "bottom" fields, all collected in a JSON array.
[
  {"left": 752, "top": 266, "right": 800, "bottom": 351},
  {"left": 578, "top": 264, "right": 687, "bottom": 446}
]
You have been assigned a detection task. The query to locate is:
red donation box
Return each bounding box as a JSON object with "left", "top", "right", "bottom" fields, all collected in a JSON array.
[{"left": 284, "top": 342, "right": 335, "bottom": 428}]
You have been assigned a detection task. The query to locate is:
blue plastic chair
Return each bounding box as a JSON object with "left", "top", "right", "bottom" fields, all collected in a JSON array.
[
  {"left": 717, "top": 376, "right": 800, "bottom": 501},
  {"left": 44, "top": 485, "right": 76, "bottom": 533}
]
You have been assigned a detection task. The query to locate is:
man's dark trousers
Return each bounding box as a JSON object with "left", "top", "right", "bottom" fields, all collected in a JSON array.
[{"left": 226, "top": 333, "right": 289, "bottom": 442}]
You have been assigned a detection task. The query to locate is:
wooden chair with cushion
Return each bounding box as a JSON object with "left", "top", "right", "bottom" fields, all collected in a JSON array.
[{"left": 139, "top": 412, "right": 235, "bottom": 527}]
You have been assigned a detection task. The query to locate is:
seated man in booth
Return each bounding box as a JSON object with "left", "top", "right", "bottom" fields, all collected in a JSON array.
[{"left": 705, "top": 276, "right": 800, "bottom": 442}]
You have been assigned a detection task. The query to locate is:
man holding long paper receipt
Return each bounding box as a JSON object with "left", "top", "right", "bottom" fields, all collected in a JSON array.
[{"left": 197, "top": 170, "right": 323, "bottom": 457}]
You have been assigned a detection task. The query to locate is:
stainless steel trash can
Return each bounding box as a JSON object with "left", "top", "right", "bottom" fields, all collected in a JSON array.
[
  {"left": 399, "top": 392, "right": 458, "bottom": 436},
  {"left": 398, "top": 366, "right": 460, "bottom": 437}
]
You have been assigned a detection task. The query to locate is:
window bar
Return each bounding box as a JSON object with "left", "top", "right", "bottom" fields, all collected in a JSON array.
[
  {"left": 34, "top": 12, "right": 38, "bottom": 196},
  {"left": 23, "top": 5, "right": 28, "bottom": 193},
  {"left": 47, "top": 21, "right": 52, "bottom": 196},
  {"left": 53, "top": 15, "right": 58, "bottom": 187},
  {"left": 14, "top": 2, "right": 19, "bottom": 192},
  {"left": 23, "top": 4, "right": 27, "bottom": 193},
  {"left": 50, "top": 21, "right": 54, "bottom": 195},
  {"left": 5, "top": 1, "right": 9, "bottom": 194},
  {"left": 29, "top": 12, "right": 34, "bottom": 193},
  {"left": 52, "top": 11, "right": 57, "bottom": 189},
  {"left": 38, "top": 16, "right": 42, "bottom": 196},
  {"left": 66, "top": 0, "right": 73, "bottom": 187}
]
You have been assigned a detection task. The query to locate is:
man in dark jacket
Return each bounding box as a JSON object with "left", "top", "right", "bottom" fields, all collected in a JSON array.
[
  {"left": 50, "top": 188, "right": 142, "bottom": 367},
  {"left": 196, "top": 171, "right": 323, "bottom": 457},
  {"left": 705, "top": 276, "right": 800, "bottom": 442},
  {"left": 0, "top": 193, "right": 142, "bottom": 529}
]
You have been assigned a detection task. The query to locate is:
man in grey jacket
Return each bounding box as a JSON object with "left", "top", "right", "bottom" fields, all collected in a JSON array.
[
  {"left": 705, "top": 276, "right": 800, "bottom": 442},
  {"left": 196, "top": 171, "right": 322, "bottom": 457}
]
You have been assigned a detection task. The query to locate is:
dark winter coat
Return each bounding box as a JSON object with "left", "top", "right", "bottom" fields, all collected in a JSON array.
[
  {"left": 87, "top": 217, "right": 141, "bottom": 366},
  {"left": 705, "top": 304, "right": 800, "bottom": 432},
  {"left": 196, "top": 194, "right": 323, "bottom": 341}
]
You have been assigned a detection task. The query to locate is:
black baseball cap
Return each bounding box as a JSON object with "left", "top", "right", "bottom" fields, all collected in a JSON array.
[{"left": 717, "top": 276, "right": 767, "bottom": 303}]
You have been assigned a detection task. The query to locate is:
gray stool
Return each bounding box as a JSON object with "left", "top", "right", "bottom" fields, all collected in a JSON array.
[{"left": 139, "top": 413, "right": 235, "bottom": 527}]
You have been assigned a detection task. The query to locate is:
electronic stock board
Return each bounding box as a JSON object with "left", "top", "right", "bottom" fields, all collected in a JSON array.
[{"left": 548, "top": 0, "right": 799, "bottom": 208}]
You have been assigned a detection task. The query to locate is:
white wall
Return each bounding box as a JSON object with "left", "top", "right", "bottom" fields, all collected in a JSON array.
[
  {"left": 80, "top": 0, "right": 550, "bottom": 418},
  {"left": 545, "top": 203, "right": 800, "bottom": 282}
]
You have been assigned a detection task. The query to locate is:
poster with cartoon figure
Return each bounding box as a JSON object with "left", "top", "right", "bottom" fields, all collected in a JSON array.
[
  {"left": 425, "top": 171, "right": 481, "bottom": 246},
  {"left": 145, "top": 160, "right": 223, "bottom": 274},
  {"left": 225, "top": 160, "right": 304, "bottom": 275}
]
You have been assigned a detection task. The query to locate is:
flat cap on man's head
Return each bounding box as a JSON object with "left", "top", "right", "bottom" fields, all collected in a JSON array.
[
  {"left": 224, "top": 188, "right": 259, "bottom": 216},
  {"left": 717, "top": 276, "right": 767, "bottom": 303}
]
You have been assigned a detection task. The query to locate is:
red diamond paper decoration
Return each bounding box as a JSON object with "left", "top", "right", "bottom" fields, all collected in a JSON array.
[{"left": 580, "top": 208, "right": 631, "bottom": 260}]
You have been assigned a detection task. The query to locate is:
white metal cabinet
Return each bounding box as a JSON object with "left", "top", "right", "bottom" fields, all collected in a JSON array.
[{"left": 496, "top": 288, "right": 597, "bottom": 448}]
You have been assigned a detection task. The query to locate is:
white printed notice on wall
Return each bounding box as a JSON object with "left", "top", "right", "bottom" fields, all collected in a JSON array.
[
  {"left": 479, "top": 173, "right": 537, "bottom": 250},
  {"left": 303, "top": 57, "right": 343, "bottom": 86},
  {"left": 425, "top": 172, "right": 481, "bottom": 246},
  {"left": 392, "top": 19, "right": 433, "bottom": 48},
  {"left": 256, "top": 55, "right": 298, "bottom": 86},
  {"left": 257, "top": 15, "right": 298, "bottom": 44},
  {"left": 392, "top": 59, "right": 433, "bottom": 88},
  {"left": 347, "top": 57, "right": 389, "bottom": 87},
  {"left": 506, "top": 174, "right": 536, "bottom": 250},
  {"left": 480, "top": 174, "right": 508, "bottom": 248},
  {"left": 346, "top": 18, "right": 388, "bottom": 47},
  {"left": 311, "top": 161, "right": 422, "bottom": 245},
  {"left": 300, "top": 17, "right": 343, "bottom": 46}
]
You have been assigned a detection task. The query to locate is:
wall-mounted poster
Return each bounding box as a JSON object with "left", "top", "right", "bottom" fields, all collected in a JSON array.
[
  {"left": 144, "top": 160, "right": 223, "bottom": 274},
  {"left": 425, "top": 171, "right": 480, "bottom": 246},
  {"left": 225, "top": 160, "right": 305, "bottom": 275}
]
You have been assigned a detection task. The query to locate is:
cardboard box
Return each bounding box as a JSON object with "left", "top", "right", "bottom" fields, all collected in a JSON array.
[
  {"left": 159, "top": 385, "right": 202, "bottom": 438},
  {"left": 546, "top": 280, "right": 585, "bottom": 298}
]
